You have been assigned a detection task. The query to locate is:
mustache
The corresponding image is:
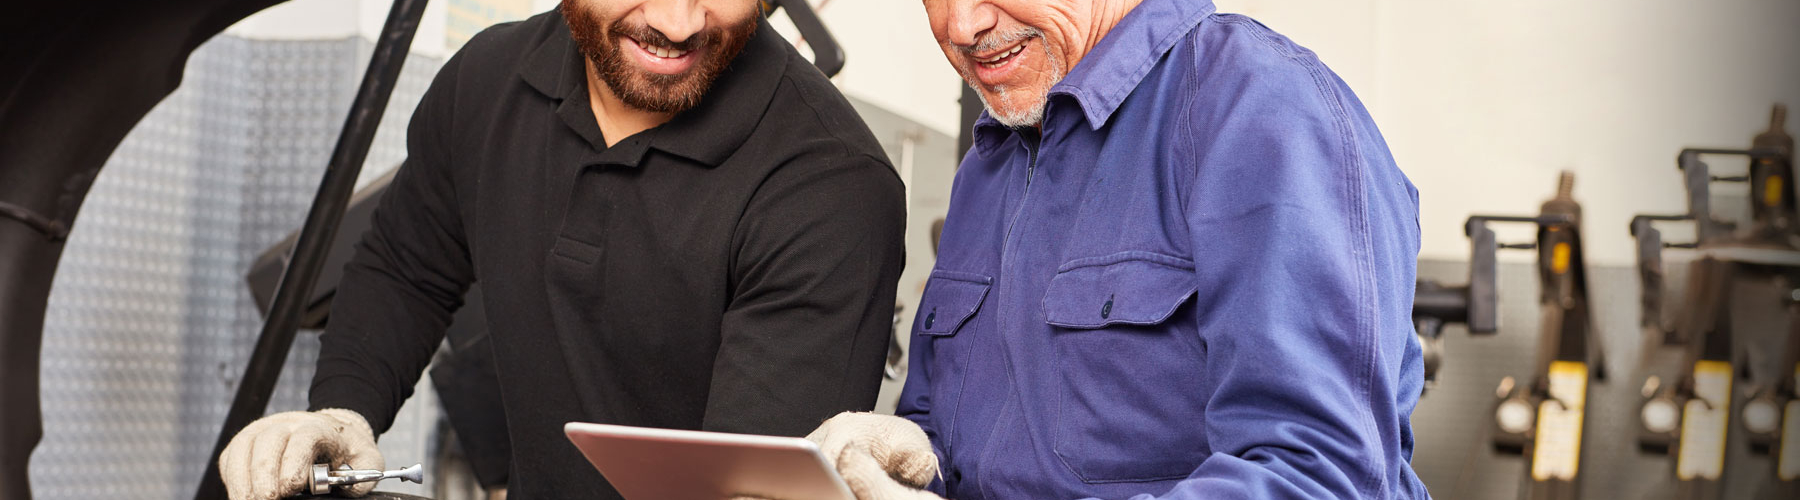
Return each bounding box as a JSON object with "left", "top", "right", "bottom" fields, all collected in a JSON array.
[
  {"left": 610, "top": 19, "right": 712, "bottom": 52},
  {"left": 958, "top": 27, "right": 1041, "bottom": 55}
]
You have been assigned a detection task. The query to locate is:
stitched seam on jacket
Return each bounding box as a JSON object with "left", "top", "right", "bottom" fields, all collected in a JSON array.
[
  {"left": 1055, "top": 250, "right": 1195, "bottom": 273},
  {"left": 933, "top": 271, "right": 993, "bottom": 454},
  {"left": 1224, "top": 14, "right": 1387, "bottom": 498},
  {"left": 1176, "top": 22, "right": 1203, "bottom": 224}
]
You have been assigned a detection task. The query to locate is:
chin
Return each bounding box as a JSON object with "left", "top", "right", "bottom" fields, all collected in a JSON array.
[
  {"left": 988, "top": 107, "right": 1043, "bottom": 128},
  {"left": 974, "top": 87, "right": 1048, "bottom": 128}
]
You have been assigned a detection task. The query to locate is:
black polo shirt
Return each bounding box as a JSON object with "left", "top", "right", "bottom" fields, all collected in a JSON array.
[{"left": 307, "top": 10, "right": 905, "bottom": 499}]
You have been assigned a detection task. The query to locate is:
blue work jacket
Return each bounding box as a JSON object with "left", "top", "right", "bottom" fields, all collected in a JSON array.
[{"left": 895, "top": 1, "right": 1430, "bottom": 498}]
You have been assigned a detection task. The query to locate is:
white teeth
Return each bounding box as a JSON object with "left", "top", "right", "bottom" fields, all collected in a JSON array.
[
  {"left": 634, "top": 38, "right": 687, "bottom": 59},
  {"left": 975, "top": 43, "right": 1025, "bottom": 66}
]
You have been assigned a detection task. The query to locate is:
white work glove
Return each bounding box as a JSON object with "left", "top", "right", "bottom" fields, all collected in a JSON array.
[
  {"left": 219, "top": 408, "right": 383, "bottom": 500},
  {"left": 807, "top": 412, "right": 945, "bottom": 500}
]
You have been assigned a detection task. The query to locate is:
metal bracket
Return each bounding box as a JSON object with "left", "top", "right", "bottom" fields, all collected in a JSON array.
[{"left": 1463, "top": 213, "right": 1575, "bottom": 334}]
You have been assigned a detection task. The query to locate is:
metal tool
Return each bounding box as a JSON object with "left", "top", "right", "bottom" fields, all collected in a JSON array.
[
  {"left": 1631, "top": 106, "right": 1795, "bottom": 339},
  {"left": 1480, "top": 172, "right": 1602, "bottom": 500},
  {"left": 1406, "top": 172, "right": 1602, "bottom": 498},
  {"left": 1630, "top": 104, "right": 1796, "bottom": 500},
  {"left": 1410, "top": 173, "right": 1589, "bottom": 390},
  {"left": 308, "top": 463, "right": 424, "bottom": 496}
]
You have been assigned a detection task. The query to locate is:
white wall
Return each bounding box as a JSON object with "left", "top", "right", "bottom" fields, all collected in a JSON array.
[
  {"left": 226, "top": 0, "right": 455, "bottom": 58},
  {"left": 814, "top": 0, "right": 967, "bottom": 136},
  {"left": 817, "top": 0, "right": 1800, "bottom": 265},
  {"left": 1216, "top": 0, "right": 1800, "bottom": 265}
]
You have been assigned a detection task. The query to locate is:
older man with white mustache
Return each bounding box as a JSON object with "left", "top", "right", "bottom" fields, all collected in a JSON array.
[{"left": 805, "top": 0, "right": 1430, "bottom": 499}]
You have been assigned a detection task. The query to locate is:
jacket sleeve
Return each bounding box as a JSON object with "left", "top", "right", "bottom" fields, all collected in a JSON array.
[
  {"left": 700, "top": 153, "right": 907, "bottom": 437},
  {"left": 308, "top": 52, "right": 474, "bottom": 434},
  {"left": 1121, "top": 74, "right": 1424, "bottom": 499}
]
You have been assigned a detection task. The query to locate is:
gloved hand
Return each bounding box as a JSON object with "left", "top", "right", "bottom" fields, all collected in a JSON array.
[
  {"left": 219, "top": 408, "right": 383, "bottom": 500},
  {"left": 807, "top": 412, "right": 944, "bottom": 500}
]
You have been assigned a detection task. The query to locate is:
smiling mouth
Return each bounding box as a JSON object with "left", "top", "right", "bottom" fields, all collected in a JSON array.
[
  {"left": 972, "top": 40, "right": 1027, "bottom": 69},
  {"left": 630, "top": 36, "right": 691, "bottom": 59}
]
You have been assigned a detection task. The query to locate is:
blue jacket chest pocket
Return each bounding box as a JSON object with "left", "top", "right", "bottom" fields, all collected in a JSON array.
[
  {"left": 917, "top": 271, "right": 990, "bottom": 336},
  {"left": 1042, "top": 252, "right": 1210, "bottom": 483},
  {"left": 912, "top": 270, "right": 992, "bottom": 448}
]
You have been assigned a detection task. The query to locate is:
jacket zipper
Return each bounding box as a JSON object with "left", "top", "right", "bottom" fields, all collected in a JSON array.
[
  {"left": 1024, "top": 130, "right": 1039, "bottom": 187},
  {"left": 1000, "top": 130, "right": 1041, "bottom": 247},
  {"left": 957, "top": 129, "right": 1037, "bottom": 496}
]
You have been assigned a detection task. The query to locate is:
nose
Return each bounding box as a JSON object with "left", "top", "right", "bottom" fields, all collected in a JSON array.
[
  {"left": 642, "top": 0, "right": 708, "bottom": 43},
  {"left": 941, "top": 0, "right": 997, "bottom": 48}
]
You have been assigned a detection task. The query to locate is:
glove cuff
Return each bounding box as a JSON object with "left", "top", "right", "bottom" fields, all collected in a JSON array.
[{"left": 316, "top": 408, "right": 376, "bottom": 442}]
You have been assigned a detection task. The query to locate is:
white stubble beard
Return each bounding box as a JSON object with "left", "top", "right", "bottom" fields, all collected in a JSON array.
[{"left": 959, "top": 30, "right": 1065, "bottom": 129}]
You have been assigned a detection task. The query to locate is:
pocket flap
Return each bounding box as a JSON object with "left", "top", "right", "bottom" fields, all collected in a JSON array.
[
  {"left": 1043, "top": 252, "right": 1197, "bottom": 329},
  {"left": 915, "top": 270, "right": 993, "bottom": 336}
]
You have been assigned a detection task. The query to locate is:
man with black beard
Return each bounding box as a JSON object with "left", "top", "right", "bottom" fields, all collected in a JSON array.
[{"left": 216, "top": 1, "right": 905, "bottom": 499}]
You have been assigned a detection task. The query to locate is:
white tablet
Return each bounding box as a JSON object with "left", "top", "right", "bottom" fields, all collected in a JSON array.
[{"left": 564, "top": 422, "right": 855, "bottom": 500}]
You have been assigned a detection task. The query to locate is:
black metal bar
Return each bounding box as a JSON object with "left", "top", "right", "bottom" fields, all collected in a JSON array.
[
  {"left": 956, "top": 86, "right": 982, "bottom": 162},
  {"left": 0, "top": 200, "right": 68, "bottom": 241},
  {"left": 192, "top": 1, "right": 429, "bottom": 498},
  {"left": 769, "top": 0, "right": 842, "bottom": 77},
  {"left": 1680, "top": 147, "right": 1784, "bottom": 159},
  {"left": 1412, "top": 282, "right": 1471, "bottom": 326},
  {"left": 1464, "top": 214, "right": 1573, "bottom": 232},
  {"left": 771, "top": 0, "right": 844, "bottom": 77}
]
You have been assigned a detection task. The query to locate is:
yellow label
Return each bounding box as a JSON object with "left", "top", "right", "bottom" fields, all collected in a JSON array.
[
  {"left": 1766, "top": 175, "right": 1785, "bottom": 208},
  {"left": 1677, "top": 361, "right": 1732, "bottom": 480},
  {"left": 1532, "top": 361, "right": 1587, "bottom": 480},
  {"left": 1551, "top": 243, "right": 1571, "bottom": 275},
  {"left": 1780, "top": 399, "right": 1799, "bottom": 481}
]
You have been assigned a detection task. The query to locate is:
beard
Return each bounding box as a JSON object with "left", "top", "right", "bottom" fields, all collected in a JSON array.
[
  {"left": 953, "top": 27, "right": 1063, "bottom": 128},
  {"left": 562, "top": 2, "right": 758, "bottom": 114}
]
